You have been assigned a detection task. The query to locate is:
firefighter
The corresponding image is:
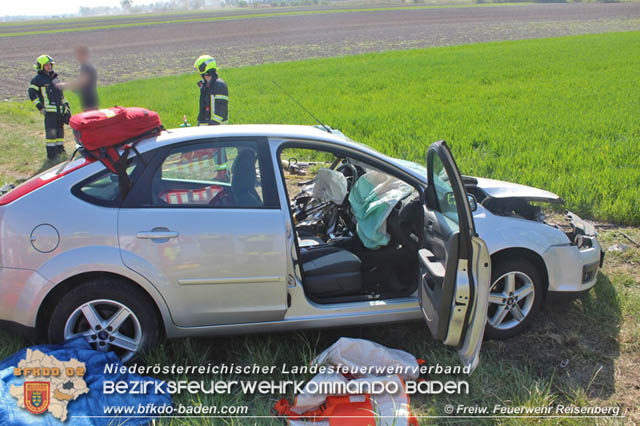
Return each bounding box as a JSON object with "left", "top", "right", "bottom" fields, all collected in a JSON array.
[
  {"left": 193, "top": 55, "right": 228, "bottom": 126},
  {"left": 28, "top": 55, "right": 71, "bottom": 160}
]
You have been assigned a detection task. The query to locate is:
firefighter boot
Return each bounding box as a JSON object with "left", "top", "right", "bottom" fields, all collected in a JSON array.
[{"left": 46, "top": 145, "right": 57, "bottom": 160}]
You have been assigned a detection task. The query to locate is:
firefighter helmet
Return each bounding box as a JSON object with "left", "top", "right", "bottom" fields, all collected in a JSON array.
[
  {"left": 34, "top": 55, "right": 54, "bottom": 71},
  {"left": 194, "top": 55, "right": 217, "bottom": 76}
]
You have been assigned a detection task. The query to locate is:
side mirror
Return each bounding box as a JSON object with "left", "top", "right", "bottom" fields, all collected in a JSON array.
[
  {"left": 445, "top": 191, "right": 478, "bottom": 212},
  {"left": 467, "top": 193, "right": 478, "bottom": 212}
]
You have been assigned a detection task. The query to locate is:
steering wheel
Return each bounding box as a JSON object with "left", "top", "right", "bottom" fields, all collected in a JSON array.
[
  {"left": 336, "top": 163, "right": 359, "bottom": 191},
  {"left": 209, "top": 188, "right": 232, "bottom": 206}
]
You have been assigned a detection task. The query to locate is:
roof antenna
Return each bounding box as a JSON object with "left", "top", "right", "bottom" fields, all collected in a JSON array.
[{"left": 272, "top": 81, "right": 332, "bottom": 133}]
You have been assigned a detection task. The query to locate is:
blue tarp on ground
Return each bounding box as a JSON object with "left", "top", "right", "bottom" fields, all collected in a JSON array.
[{"left": 0, "top": 337, "right": 171, "bottom": 425}]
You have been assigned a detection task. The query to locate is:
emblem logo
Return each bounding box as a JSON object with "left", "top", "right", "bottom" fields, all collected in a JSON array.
[{"left": 24, "top": 382, "right": 50, "bottom": 415}]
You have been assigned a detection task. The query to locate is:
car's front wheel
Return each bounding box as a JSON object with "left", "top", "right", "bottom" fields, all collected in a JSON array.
[
  {"left": 485, "top": 258, "right": 544, "bottom": 340},
  {"left": 47, "top": 278, "right": 160, "bottom": 362}
]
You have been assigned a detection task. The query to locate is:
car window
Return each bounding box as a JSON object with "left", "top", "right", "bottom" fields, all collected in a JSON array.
[
  {"left": 280, "top": 147, "right": 337, "bottom": 202},
  {"left": 77, "top": 163, "right": 137, "bottom": 202},
  {"left": 160, "top": 146, "right": 231, "bottom": 186},
  {"left": 431, "top": 154, "right": 460, "bottom": 230},
  {"left": 150, "top": 142, "right": 265, "bottom": 208}
]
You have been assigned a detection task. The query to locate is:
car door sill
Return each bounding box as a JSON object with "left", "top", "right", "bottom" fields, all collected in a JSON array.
[
  {"left": 177, "top": 276, "right": 285, "bottom": 285},
  {"left": 165, "top": 306, "right": 423, "bottom": 338}
]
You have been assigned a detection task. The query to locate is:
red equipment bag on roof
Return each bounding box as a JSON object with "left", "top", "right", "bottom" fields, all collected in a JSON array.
[{"left": 70, "top": 106, "right": 162, "bottom": 196}]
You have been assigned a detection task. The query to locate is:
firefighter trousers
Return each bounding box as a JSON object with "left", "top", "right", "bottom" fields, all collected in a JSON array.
[{"left": 44, "top": 112, "right": 65, "bottom": 159}]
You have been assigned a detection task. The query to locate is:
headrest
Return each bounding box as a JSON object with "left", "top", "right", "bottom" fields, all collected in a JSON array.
[{"left": 232, "top": 149, "right": 257, "bottom": 190}]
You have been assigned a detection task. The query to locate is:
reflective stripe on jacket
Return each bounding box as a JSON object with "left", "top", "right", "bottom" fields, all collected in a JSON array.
[
  {"left": 198, "top": 76, "right": 228, "bottom": 125},
  {"left": 28, "top": 71, "right": 65, "bottom": 113}
]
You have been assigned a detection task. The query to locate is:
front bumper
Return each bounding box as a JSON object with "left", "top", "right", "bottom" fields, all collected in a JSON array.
[{"left": 543, "top": 235, "right": 603, "bottom": 294}]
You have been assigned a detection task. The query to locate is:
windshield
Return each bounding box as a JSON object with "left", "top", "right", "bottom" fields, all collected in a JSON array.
[{"left": 393, "top": 158, "right": 427, "bottom": 177}]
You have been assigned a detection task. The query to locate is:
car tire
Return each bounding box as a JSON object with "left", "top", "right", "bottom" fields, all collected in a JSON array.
[
  {"left": 484, "top": 257, "right": 544, "bottom": 340},
  {"left": 47, "top": 277, "right": 160, "bottom": 362}
]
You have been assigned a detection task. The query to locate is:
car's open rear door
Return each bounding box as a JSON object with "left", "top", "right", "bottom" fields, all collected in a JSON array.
[{"left": 418, "top": 141, "right": 491, "bottom": 372}]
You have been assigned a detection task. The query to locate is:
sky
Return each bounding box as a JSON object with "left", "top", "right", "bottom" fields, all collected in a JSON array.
[{"left": 3, "top": 0, "right": 156, "bottom": 17}]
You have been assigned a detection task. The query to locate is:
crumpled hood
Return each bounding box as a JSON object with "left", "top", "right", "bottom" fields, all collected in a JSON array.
[
  {"left": 389, "top": 158, "right": 565, "bottom": 204},
  {"left": 473, "top": 177, "right": 564, "bottom": 204}
]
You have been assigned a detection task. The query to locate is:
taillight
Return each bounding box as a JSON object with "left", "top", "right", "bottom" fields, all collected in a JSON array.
[{"left": 0, "top": 160, "right": 90, "bottom": 206}]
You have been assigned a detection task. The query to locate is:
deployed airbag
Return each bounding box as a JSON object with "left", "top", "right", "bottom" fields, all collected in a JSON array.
[
  {"left": 312, "top": 168, "right": 348, "bottom": 205},
  {"left": 349, "top": 171, "right": 413, "bottom": 250}
]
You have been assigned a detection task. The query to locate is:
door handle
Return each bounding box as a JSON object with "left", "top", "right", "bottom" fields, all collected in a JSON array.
[{"left": 136, "top": 229, "right": 179, "bottom": 240}]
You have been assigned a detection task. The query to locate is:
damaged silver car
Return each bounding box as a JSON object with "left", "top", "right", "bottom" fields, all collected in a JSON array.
[{"left": 0, "top": 124, "right": 602, "bottom": 365}]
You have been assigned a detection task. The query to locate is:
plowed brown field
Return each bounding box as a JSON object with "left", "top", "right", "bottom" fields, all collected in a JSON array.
[{"left": 1, "top": 3, "right": 639, "bottom": 99}]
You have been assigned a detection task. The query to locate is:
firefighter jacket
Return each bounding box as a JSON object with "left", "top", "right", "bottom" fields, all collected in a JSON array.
[
  {"left": 197, "top": 75, "right": 228, "bottom": 125},
  {"left": 28, "top": 70, "right": 67, "bottom": 115}
]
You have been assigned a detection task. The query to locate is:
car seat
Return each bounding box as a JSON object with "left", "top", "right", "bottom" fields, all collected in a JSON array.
[
  {"left": 231, "top": 149, "right": 262, "bottom": 207},
  {"left": 299, "top": 246, "right": 362, "bottom": 297}
]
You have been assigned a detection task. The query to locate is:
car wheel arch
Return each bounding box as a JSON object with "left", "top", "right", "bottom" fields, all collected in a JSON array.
[
  {"left": 35, "top": 271, "right": 166, "bottom": 342},
  {"left": 490, "top": 247, "right": 550, "bottom": 297}
]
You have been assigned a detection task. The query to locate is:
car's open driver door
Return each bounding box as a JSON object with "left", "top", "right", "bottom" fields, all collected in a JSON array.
[{"left": 419, "top": 141, "right": 491, "bottom": 373}]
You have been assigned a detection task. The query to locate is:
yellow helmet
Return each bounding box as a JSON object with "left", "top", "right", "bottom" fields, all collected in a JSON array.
[
  {"left": 194, "top": 55, "right": 217, "bottom": 76},
  {"left": 34, "top": 54, "right": 54, "bottom": 71}
]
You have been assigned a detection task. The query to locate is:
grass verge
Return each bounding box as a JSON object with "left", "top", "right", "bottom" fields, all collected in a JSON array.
[{"left": 1, "top": 232, "right": 638, "bottom": 424}]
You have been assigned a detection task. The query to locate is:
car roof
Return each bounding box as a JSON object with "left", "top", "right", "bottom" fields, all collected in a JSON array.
[
  {"left": 134, "top": 124, "right": 428, "bottom": 183},
  {"left": 144, "top": 124, "right": 348, "bottom": 149}
]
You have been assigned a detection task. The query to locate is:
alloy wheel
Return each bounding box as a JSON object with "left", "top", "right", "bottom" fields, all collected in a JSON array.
[
  {"left": 488, "top": 271, "right": 536, "bottom": 330},
  {"left": 64, "top": 299, "right": 142, "bottom": 362}
]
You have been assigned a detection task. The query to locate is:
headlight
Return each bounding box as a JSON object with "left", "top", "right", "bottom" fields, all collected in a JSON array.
[{"left": 575, "top": 234, "right": 593, "bottom": 249}]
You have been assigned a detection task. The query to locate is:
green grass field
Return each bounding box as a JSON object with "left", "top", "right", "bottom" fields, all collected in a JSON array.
[
  {"left": 0, "top": 31, "right": 639, "bottom": 424},
  {"left": 53, "top": 30, "right": 639, "bottom": 225}
]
